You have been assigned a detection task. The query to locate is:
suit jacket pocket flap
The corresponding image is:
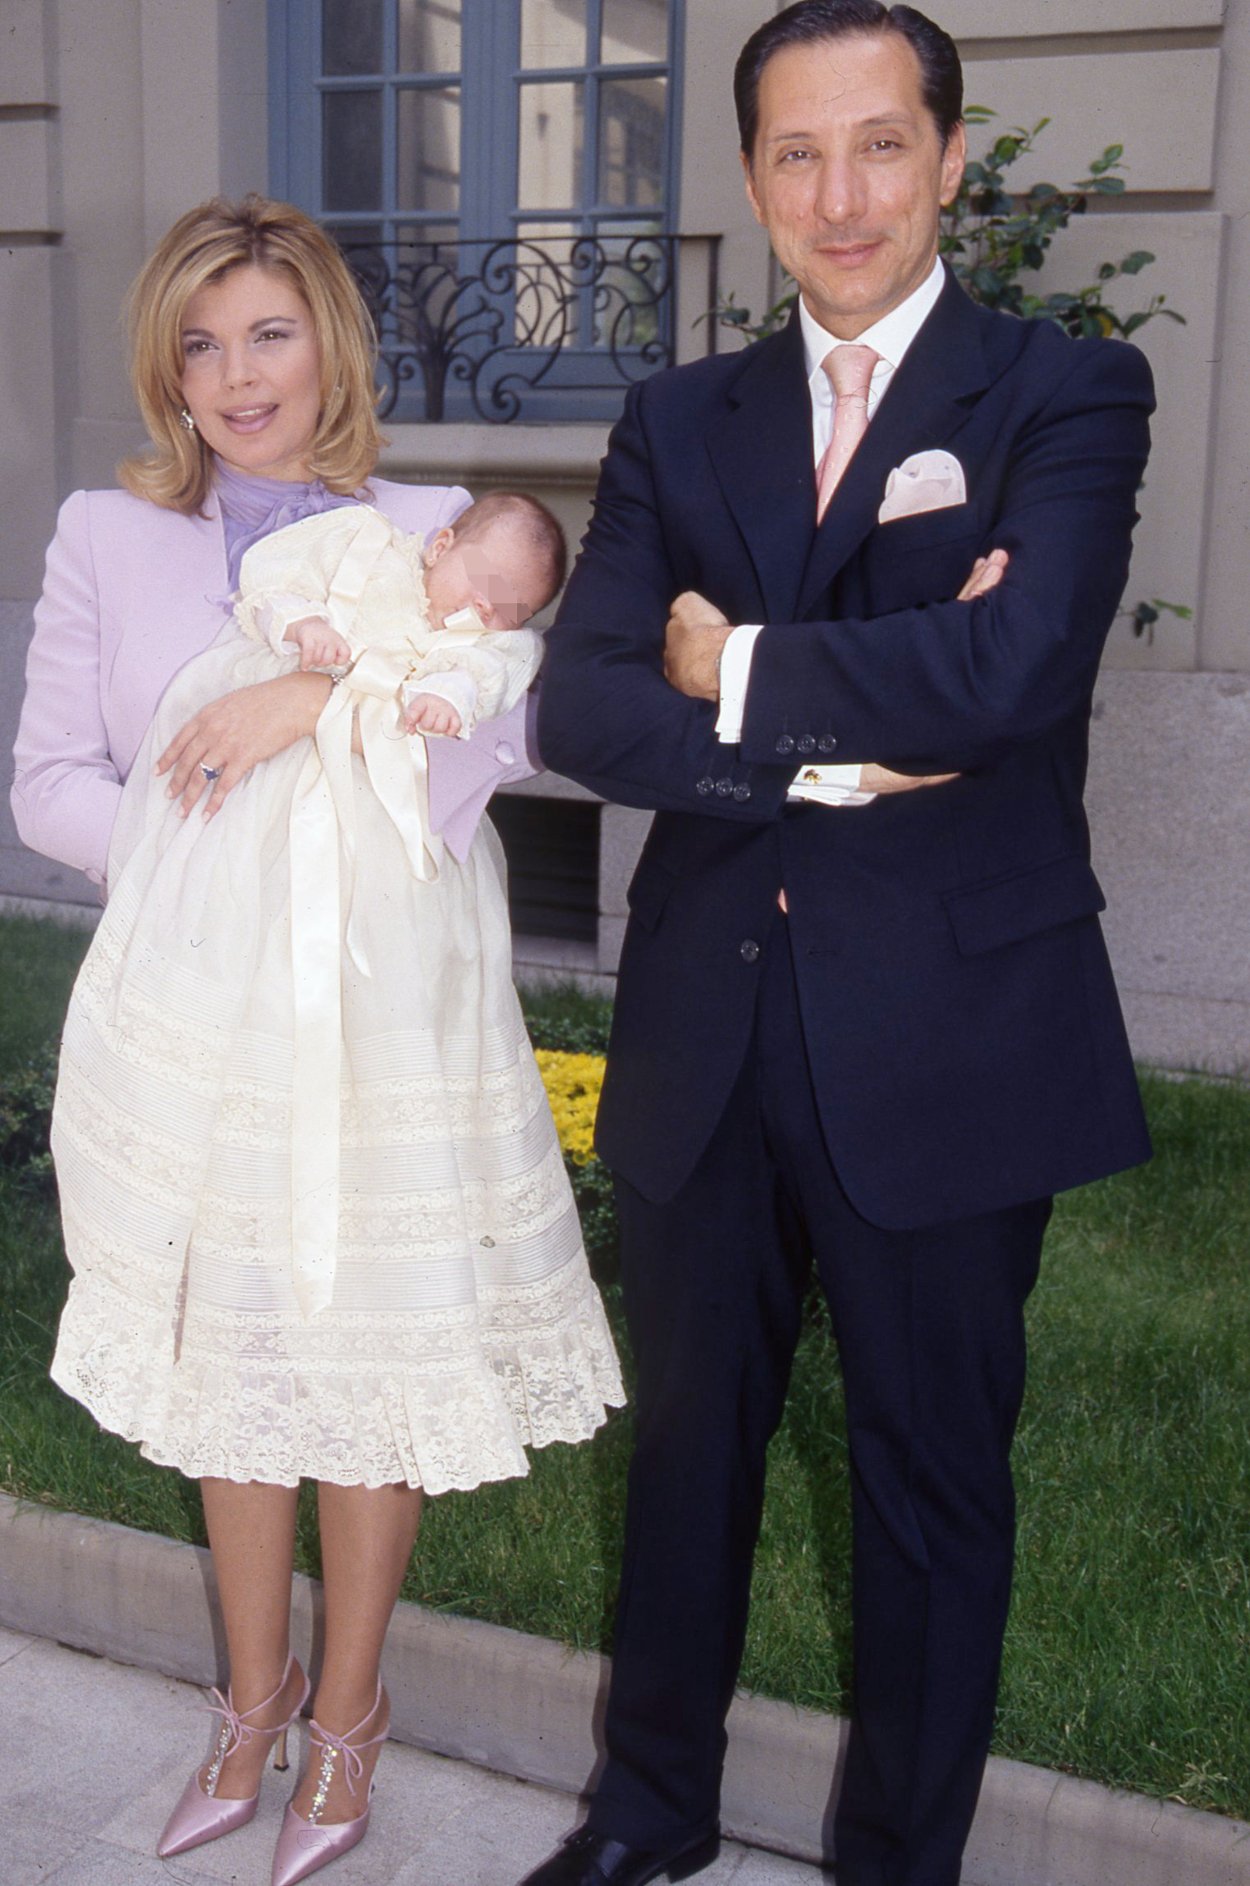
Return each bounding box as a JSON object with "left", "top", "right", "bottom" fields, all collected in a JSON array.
[
  {"left": 944, "top": 854, "right": 1106, "bottom": 957},
  {"left": 874, "top": 500, "right": 978, "bottom": 551},
  {"left": 626, "top": 859, "right": 677, "bottom": 933}
]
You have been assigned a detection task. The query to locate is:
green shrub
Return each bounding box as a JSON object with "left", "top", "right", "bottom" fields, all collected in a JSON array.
[{"left": 0, "top": 1044, "right": 58, "bottom": 1191}]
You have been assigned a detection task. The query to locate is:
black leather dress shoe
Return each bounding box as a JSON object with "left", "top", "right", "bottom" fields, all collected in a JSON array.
[{"left": 517, "top": 1824, "right": 720, "bottom": 1886}]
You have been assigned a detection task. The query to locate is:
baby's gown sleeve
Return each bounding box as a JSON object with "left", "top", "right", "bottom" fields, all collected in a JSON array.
[
  {"left": 404, "top": 624, "right": 543, "bottom": 740},
  {"left": 232, "top": 505, "right": 381, "bottom": 661}
]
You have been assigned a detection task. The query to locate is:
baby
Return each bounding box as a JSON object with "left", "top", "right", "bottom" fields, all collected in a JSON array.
[{"left": 278, "top": 490, "right": 567, "bottom": 740}]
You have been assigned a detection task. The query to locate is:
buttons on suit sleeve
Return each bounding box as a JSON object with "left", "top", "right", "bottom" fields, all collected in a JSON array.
[
  {"left": 696, "top": 774, "right": 752, "bottom": 803},
  {"left": 776, "top": 731, "right": 837, "bottom": 757}
]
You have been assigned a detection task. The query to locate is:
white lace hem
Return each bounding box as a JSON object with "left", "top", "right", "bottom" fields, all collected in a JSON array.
[{"left": 51, "top": 1266, "right": 625, "bottom": 1495}]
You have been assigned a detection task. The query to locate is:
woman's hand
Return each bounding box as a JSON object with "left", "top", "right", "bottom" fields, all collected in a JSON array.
[{"left": 156, "top": 670, "right": 332, "bottom": 818}]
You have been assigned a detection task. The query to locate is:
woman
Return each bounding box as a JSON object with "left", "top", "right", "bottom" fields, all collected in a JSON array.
[{"left": 12, "top": 195, "right": 622, "bottom": 1886}]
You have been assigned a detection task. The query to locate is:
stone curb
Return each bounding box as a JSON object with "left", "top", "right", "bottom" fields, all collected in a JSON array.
[{"left": 2, "top": 1494, "right": 1246, "bottom": 1885}]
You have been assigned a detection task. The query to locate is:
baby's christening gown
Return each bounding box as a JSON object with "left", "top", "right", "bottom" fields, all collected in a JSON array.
[{"left": 50, "top": 505, "right": 623, "bottom": 1490}]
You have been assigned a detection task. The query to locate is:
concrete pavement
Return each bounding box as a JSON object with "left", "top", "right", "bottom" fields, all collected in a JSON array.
[{"left": 1, "top": 1628, "right": 827, "bottom": 1886}]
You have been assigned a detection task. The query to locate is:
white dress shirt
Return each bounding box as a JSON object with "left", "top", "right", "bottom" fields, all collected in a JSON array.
[{"left": 715, "top": 254, "right": 947, "bottom": 805}]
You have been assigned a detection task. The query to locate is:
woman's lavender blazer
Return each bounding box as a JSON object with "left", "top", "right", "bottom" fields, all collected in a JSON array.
[{"left": 11, "top": 475, "right": 538, "bottom": 884}]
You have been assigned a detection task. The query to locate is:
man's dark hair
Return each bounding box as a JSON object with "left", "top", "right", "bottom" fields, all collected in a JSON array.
[{"left": 735, "top": 1, "right": 964, "bottom": 159}]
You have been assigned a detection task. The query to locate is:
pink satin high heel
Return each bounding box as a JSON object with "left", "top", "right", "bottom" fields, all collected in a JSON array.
[
  {"left": 270, "top": 1681, "right": 389, "bottom": 1886},
  {"left": 157, "top": 1655, "right": 310, "bottom": 1859}
]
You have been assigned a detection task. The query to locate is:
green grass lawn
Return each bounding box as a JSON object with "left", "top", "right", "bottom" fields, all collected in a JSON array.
[
  {"left": 0, "top": 914, "right": 95, "bottom": 1061},
  {"left": 1, "top": 913, "right": 1247, "bottom": 1818}
]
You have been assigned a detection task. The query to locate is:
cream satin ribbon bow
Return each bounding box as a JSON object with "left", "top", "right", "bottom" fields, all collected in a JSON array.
[{"left": 287, "top": 508, "right": 443, "bottom": 1321}]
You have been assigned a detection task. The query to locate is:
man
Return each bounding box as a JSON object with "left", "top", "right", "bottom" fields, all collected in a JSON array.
[{"left": 523, "top": 4, "right": 1153, "bottom": 1883}]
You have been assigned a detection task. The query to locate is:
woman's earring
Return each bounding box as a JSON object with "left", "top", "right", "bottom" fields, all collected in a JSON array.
[{"left": 178, "top": 407, "right": 196, "bottom": 433}]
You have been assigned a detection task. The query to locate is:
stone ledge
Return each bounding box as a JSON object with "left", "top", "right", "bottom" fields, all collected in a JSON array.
[
  {"left": 1, "top": 1494, "right": 1246, "bottom": 1885},
  {"left": 380, "top": 424, "right": 611, "bottom": 489}
]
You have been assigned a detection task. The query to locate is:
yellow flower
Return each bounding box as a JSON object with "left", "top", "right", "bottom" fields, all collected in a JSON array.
[{"left": 534, "top": 1049, "right": 605, "bottom": 1167}]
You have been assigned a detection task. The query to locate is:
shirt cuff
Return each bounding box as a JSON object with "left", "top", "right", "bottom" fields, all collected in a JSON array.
[
  {"left": 787, "top": 762, "right": 875, "bottom": 808},
  {"left": 714, "top": 624, "right": 764, "bottom": 742},
  {"left": 713, "top": 624, "right": 872, "bottom": 805}
]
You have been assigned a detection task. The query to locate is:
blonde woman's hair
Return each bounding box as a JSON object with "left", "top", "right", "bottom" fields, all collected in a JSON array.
[{"left": 120, "top": 194, "right": 384, "bottom": 513}]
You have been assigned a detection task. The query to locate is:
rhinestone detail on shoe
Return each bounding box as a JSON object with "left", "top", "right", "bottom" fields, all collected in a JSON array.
[
  {"left": 203, "top": 1721, "right": 232, "bottom": 1797},
  {"left": 308, "top": 1742, "right": 338, "bottom": 1825}
]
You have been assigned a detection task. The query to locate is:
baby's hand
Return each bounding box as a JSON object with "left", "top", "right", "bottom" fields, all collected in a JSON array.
[
  {"left": 404, "top": 691, "right": 462, "bottom": 739},
  {"left": 285, "top": 616, "right": 352, "bottom": 671}
]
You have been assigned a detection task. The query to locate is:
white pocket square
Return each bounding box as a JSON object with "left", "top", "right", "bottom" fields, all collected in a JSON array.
[{"left": 878, "top": 450, "right": 968, "bottom": 525}]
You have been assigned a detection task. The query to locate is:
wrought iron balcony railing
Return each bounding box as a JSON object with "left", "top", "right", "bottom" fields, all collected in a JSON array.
[{"left": 339, "top": 231, "right": 721, "bottom": 424}]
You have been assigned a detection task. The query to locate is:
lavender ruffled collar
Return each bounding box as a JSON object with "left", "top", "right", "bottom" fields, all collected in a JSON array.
[{"left": 213, "top": 458, "right": 362, "bottom": 591}]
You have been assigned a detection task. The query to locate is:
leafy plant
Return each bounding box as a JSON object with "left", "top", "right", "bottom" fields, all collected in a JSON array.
[
  {"left": 0, "top": 1044, "right": 58, "bottom": 1192},
  {"left": 519, "top": 984, "right": 612, "bottom": 1056},
  {"left": 1124, "top": 597, "right": 1194, "bottom": 645},
  {"left": 942, "top": 109, "right": 1184, "bottom": 340}
]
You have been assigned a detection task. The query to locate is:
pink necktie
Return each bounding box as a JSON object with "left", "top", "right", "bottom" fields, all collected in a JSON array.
[{"left": 815, "top": 344, "right": 880, "bottom": 524}]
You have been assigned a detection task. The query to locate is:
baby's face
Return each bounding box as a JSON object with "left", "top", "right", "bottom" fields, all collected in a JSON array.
[{"left": 424, "top": 521, "right": 552, "bottom": 632}]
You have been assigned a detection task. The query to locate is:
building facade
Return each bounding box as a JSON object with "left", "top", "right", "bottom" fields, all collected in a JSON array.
[{"left": 2, "top": 0, "right": 1247, "bottom": 1068}]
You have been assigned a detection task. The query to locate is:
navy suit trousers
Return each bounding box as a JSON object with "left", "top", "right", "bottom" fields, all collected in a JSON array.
[{"left": 588, "top": 920, "right": 1051, "bottom": 1886}]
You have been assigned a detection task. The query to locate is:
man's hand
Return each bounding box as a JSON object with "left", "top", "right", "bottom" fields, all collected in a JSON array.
[
  {"left": 404, "top": 692, "right": 462, "bottom": 739},
  {"left": 860, "top": 762, "right": 960, "bottom": 794},
  {"left": 156, "top": 670, "right": 332, "bottom": 819},
  {"left": 663, "top": 591, "right": 733, "bottom": 701},
  {"left": 957, "top": 548, "right": 1008, "bottom": 604}
]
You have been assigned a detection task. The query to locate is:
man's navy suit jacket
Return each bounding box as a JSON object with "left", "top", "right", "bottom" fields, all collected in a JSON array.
[{"left": 537, "top": 268, "right": 1155, "bottom": 1227}]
